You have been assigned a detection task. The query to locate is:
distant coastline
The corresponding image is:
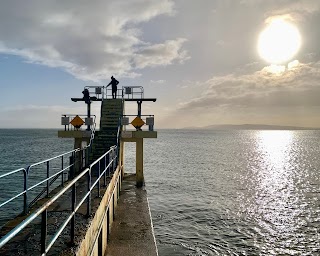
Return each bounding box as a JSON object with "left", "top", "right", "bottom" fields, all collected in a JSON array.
[{"left": 182, "top": 124, "right": 320, "bottom": 130}]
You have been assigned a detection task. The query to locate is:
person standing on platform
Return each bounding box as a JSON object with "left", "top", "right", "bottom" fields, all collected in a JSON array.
[{"left": 106, "top": 76, "right": 119, "bottom": 99}]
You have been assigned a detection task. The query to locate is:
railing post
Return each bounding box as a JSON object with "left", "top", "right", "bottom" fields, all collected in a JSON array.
[
  {"left": 23, "top": 168, "right": 29, "bottom": 214},
  {"left": 70, "top": 152, "right": 75, "bottom": 179},
  {"left": 108, "top": 153, "right": 111, "bottom": 177},
  {"left": 112, "top": 148, "right": 115, "bottom": 172},
  {"left": 98, "top": 161, "right": 101, "bottom": 198},
  {"left": 70, "top": 183, "right": 76, "bottom": 245},
  {"left": 41, "top": 209, "right": 47, "bottom": 254},
  {"left": 104, "top": 155, "right": 107, "bottom": 186},
  {"left": 46, "top": 161, "right": 50, "bottom": 197},
  {"left": 61, "top": 155, "right": 64, "bottom": 186},
  {"left": 85, "top": 147, "right": 89, "bottom": 168},
  {"left": 87, "top": 168, "right": 92, "bottom": 217}
]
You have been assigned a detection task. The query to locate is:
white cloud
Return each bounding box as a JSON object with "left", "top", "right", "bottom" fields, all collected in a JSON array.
[
  {"left": 156, "top": 61, "right": 320, "bottom": 128},
  {"left": 241, "top": 0, "right": 320, "bottom": 21},
  {"left": 0, "top": 0, "right": 187, "bottom": 81},
  {"left": 180, "top": 61, "right": 320, "bottom": 110},
  {"left": 150, "top": 79, "right": 166, "bottom": 84},
  {"left": 133, "top": 38, "right": 189, "bottom": 69}
]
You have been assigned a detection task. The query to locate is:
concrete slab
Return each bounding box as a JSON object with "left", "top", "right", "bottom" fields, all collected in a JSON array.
[{"left": 106, "top": 174, "right": 158, "bottom": 256}]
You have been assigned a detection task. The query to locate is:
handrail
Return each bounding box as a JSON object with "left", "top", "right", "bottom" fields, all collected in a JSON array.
[
  {"left": 0, "top": 145, "right": 119, "bottom": 255},
  {"left": 0, "top": 115, "right": 97, "bottom": 216},
  {"left": 83, "top": 85, "right": 144, "bottom": 100},
  {"left": 88, "top": 163, "right": 122, "bottom": 256},
  {"left": 61, "top": 114, "right": 96, "bottom": 131}
]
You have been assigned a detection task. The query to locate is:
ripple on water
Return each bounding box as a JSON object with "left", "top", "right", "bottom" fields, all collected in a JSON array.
[{"left": 140, "top": 130, "right": 320, "bottom": 255}]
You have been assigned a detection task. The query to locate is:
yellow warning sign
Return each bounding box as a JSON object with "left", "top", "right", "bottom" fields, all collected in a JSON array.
[
  {"left": 131, "top": 116, "right": 145, "bottom": 128},
  {"left": 70, "top": 115, "right": 84, "bottom": 128}
]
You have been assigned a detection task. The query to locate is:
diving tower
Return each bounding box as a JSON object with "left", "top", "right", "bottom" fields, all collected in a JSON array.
[
  {"left": 0, "top": 85, "right": 158, "bottom": 256},
  {"left": 58, "top": 85, "right": 157, "bottom": 187}
]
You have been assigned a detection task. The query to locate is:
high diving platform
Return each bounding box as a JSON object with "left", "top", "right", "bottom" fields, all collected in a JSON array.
[{"left": 0, "top": 85, "right": 158, "bottom": 255}]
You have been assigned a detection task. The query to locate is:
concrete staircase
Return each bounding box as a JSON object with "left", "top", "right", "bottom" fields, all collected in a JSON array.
[{"left": 90, "top": 99, "right": 123, "bottom": 162}]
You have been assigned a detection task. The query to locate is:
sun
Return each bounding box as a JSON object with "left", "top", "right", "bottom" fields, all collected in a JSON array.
[{"left": 258, "top": 19, "right": 301, "bottom": 64}]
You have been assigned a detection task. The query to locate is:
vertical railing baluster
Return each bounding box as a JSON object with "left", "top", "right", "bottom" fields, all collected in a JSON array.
[
  {"left": 104, "top": 155, "right": 106, "bottom": 186},
  {"left": 41, "top": 209, "right": 47, "bottom": 254},
  {"left": 108, "top": 153, "right": 111, "bottom": 177},
  {"left": 112, "top": 148, "right": 115, "bottom": 172},
  {"left": 46, "top": 161, "right": 50, "bottom": 197},
  {"left": 70, "top": 183, "right": 76, "bottom": 245},
  {"left": 107, "top": 208, "right": 110, "bottom": 241},
  {"left": 85, "top": 147, "right": 88, "bottom": 167},
  {"left": 61, "top": 156, "right": 64, "bottom": 186},
  {"left": 71, "top": 152, "right": 75, "bottom": 179},
  {"left": 23, "top": 168, "right": 29, "bottom": 214},
  {"left": 113, "top": 194, "right": 115, "bottom": 220},
  {"left": 87, "top": 168, "right": 91, "bottom": 217},
  {"left": 98, "top": 161, "right": 101, "bottom": 198}
]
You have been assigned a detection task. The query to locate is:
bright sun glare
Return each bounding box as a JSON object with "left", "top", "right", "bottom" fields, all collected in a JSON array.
[{"left": 258, "top": 19, "right": 301, "bottom": 64}]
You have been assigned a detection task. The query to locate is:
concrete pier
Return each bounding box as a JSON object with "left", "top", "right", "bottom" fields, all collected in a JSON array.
[
  {"left": 106, "top": 174, "right": 158, "bottom": 256},
  {"left": 0, "top": 87, "right": 159, "bottom": 255}
]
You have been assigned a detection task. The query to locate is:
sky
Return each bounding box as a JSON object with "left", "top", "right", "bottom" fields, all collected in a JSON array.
[{"left": 1, "top": 0, "right": 320, "bottom": 129}]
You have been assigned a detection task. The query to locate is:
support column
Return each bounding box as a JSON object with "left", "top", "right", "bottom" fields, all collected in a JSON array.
[
  {"left": 136, "top": 138, "right": 144, "bottom": 187},
  {"left": 87, "top": 101, "right": 91, "bottom": 131}
]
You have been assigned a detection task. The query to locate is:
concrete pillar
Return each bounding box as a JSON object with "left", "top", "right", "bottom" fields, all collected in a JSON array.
[{"left": 136, "top": 138, "right": 144, "bottom": 187}]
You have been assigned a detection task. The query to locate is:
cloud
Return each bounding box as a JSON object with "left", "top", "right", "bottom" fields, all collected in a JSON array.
[
  {"left": 180, "top": 61, "right": 320, "bottom": 110},
  {"left": 240, "top": 0, "right": 320, "bottom": 21},
  {"left": 150, "top": 79, "right": 166, "bottom": 84},
  {"left": 0, "top": 0, "right": 187, "bottom": 81},
  {"left": 133, "top": 38, "right": 189, "bottom": 69},
  {"left": 155, "top": 61, "right": 320, "bottom": 128}
]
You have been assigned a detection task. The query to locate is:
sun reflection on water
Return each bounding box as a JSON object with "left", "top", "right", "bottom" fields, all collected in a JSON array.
[
  {"left": 249, "top": 131, "right": 309, "bottom": 253},
  {"left": 256, "top": 130, "right": 294, "bottom": 187}
]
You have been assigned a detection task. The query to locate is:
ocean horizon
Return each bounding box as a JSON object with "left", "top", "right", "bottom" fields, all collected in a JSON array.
[{"left": 1, "top": 129, "right": 320, "bottom": 255}]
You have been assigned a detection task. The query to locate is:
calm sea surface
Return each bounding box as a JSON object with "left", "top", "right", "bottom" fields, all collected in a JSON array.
[{"left": 1, "top": 129, "right": 320, "bottom": 255}]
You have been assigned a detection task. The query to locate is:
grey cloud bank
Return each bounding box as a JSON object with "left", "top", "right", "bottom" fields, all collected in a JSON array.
[
  {"left": 2, "top": 0, "right": 320, "bottom": 128},
  {"left": 0, "top": 0, "right": 187, "bottom": 81}
]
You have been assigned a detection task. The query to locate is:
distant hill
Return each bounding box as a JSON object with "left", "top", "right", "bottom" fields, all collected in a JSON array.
[{"left": 183, "top": 124, "right": 319, "bottom": 130}]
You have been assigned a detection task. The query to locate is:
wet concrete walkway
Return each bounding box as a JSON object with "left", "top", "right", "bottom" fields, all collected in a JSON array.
[{"left": 106, "top": 174, "right": 158, "bottom": 256}]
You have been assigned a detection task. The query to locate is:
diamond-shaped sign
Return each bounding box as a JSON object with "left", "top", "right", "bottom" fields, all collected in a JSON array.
[
  {"left": 131, "top": 116, "right": 145, "bottom": 129},
  {"left": 70, "top": 115, "right": 84, "bottom": 128}
]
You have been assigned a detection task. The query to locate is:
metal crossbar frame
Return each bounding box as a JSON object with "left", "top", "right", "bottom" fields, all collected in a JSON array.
[
  {"left": 0, "top": 146, "right": 119, "bottom": 255},
  {"left": 84, "top": 85, "right": 144, "bottom": 100},
  {"left": 0, "top": 116, "right": 97, "bottom": 215}
]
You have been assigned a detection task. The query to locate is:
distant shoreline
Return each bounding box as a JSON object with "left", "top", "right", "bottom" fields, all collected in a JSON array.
[{"left": 181, "top": 124, "right": 320, "bottom": 130}]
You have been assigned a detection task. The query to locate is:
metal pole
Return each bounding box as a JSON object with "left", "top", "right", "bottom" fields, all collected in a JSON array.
[
  {"left": 107, "top": 154, "right": 110, "bottom": 177},
  {"left": 85, "top": 147, "right": 88, "bottom": 168},
  {"left": 61, "top": 156, "right": 64, "bottom": 186},
  {"left": 46, "top": 161, "right": 50, "bottom": 197},
  {"left": 97, "top": 162, "right": 101, "bottom": 198},
  {"left": 41, "top": 209, "right": 47, "bottom": 254},
  {"left": 87, "top": 102, "right": 91, "bottom": 131},
  {"left": 23, "top": 168, "right": 29, "bottom": 214},
  {"left": 87, "top": 169, "right": 91, "bottom": 217},
  {"left": 104, "top": 155, "right": 107, "bottom": 186},
  {"left": 70, "top": 183, "right": 76, "bottom": 245},
  {"left": 137, "top": 101, "right": 142, "bottom": 117}
]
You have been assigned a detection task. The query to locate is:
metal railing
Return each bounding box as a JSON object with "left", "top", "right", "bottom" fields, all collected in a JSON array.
[
  {"left": 61, "top": 114, "right": 96, "bottom": 131},
  {"left": 0, "top": 146, "right": 120, "bottom": 255},
  {"left": 122, "top": 114, "right": 155, "bottom": 131},
  {"left": 83, "top": 85, "right": 144, "bottom": 100},
  {"left": 0, "top": 116, "right": 97, "bottom": 216}
]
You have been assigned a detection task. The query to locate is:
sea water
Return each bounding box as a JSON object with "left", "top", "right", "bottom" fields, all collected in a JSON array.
[{"left": 1, "top": 129, "right": 320, "bottom": 255}]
